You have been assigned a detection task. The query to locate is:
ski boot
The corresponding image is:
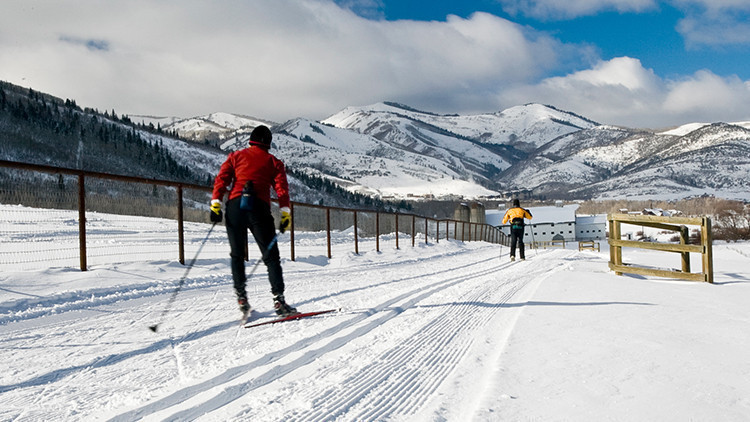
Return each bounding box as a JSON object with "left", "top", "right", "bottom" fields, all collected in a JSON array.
[
  {"left": 238, "top": 297, "right": 251, "bottom": 315},
  {"left": 273, "top": 294, "right": 298, "bottom": 316},
  {"left": 510, "top": 256, "right": 515, "bottom": 262}
]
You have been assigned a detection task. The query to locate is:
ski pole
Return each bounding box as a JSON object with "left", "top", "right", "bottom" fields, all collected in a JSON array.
[
  {"left": 529, "top": 224, "right": 538, "bottom": 256},
  {"left": 149, "top": 222, "right": 218, "bottom": 332},
  {"left": 245, "top": 234, "right": 279, "bottom": 280}
]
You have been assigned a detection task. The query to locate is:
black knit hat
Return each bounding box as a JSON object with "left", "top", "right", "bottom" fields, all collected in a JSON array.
[
  {"left": 249, "top": 125, "right": 272, "bottom": 148},
  {"left": 512, "top": 199, "right": 520, "bottom": 207}
]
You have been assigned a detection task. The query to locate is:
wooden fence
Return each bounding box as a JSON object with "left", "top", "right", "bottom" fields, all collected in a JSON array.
[{"left": 607, "top": 213, "right": 714, "bottom": 283}]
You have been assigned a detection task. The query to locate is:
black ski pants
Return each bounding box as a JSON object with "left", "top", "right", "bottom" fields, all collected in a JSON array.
[
  {"left": 225, "top": 197, "right": 284, "bottom": 298},
  {"left": 509, "top": 226, "right": 525, "bottom": 259}
]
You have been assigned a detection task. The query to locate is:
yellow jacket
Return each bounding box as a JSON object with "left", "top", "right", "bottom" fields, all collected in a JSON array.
[{"left": 502, "top": 207, "right": 533, "bottom": 225}]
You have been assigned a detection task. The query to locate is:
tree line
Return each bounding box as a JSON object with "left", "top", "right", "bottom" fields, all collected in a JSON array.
[{"left": 0, "top": 82, "right": 211, "bottom": 186}]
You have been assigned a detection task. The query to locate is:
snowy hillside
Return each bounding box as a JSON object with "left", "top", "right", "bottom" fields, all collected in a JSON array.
[
  {"left": 1, "top": 207, "right": 749, "bottom": 421},
  {"left": 135, "top": 112, "right": 275, "bottom": 144},
  {"left": 272, "top": 118, "right": 497, "bottom": 199},
  {"left": 323, "top": 102, "right": 598, "bottom": 152},
  {"left": 502, "top": 122, "right": 750, "bottom": 200},
  {"left": 171, "top": 101, "right": 750, "bottom": 201}
]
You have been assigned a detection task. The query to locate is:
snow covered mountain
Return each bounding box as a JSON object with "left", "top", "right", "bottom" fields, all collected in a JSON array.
[
  {"left": 323, "top": 102, "right": 598, "bottom": 153},
  {"left": 272, "top": 118, "right": 498, "bottom": 199},
  {"left": 162, "top": 101, "right": 750, "bottom": 201},
  {"left": 228, "top": 102, "right": 600, "bottom": 200},
  {"left": 133, "top": 112, "right": 275, "bottom": 146},
  {"left": 504, "top": 122, "right": 750, "bottom": 200}
]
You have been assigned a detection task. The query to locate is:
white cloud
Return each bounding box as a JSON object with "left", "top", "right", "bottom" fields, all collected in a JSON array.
[
  {"left": 504, "top": 57, "right": 750, "bottom": 128},
  {"left": 663, "top": 71, "right": 750, "bottom": 117},
  {"left": 1, "top": 0, "right": 749, "bottom": 129},
  {"left": 0, "top": 0, "right": 585, "bottom": 122},
  {"left": 673, "top": 0, "right": 750, "bottom": 47}
]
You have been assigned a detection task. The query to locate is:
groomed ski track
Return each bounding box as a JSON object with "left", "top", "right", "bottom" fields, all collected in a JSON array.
[{"left": 1, "top": 242, "right": 571, "bottom": 421}]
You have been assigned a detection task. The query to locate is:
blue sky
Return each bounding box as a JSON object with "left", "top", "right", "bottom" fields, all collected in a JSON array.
[
  {"left": 3, "top": 0, "right": 750, "bottom": 128},
  {"left": 372, "top": 0, "right": 750, "bottom": 79}
]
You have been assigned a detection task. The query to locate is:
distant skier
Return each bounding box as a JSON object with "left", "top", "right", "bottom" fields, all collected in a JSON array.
[
  {"left": 502, "top": 199, "right": 533, "bottom": 261},
  {"left": 210, "top": 125, "right": 297, "bottom": 317}
]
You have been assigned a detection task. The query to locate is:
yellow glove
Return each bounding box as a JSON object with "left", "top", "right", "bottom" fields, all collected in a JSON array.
[
  {"left": 279, "top": 207, "right": 291, "bottom": 233},
  {"left": 210, "top": 199, "right": 222, "bottom": 223}
]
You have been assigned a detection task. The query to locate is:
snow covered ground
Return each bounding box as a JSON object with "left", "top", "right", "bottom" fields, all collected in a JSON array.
[{"left": 1, "top": 207, "right": 749, "bottom": 421}]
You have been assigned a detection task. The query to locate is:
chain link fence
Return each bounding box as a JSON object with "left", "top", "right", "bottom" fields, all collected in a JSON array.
[{"left": 1, "top": 160, "right": 504, "bottom": 272}]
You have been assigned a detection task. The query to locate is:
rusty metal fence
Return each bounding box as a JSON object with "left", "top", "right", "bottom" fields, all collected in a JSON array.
[{"left": 1, "top": 160, "right": 505, "bottom": 271}]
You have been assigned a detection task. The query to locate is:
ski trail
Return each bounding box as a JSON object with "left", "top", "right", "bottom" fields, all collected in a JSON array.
[
  {"left": 277, "top": 259, "right": 556, "bottom": 421},
  {"left": 110, "top": 252, "right": 509, "bottom": 421},
  {"left": 196, "top": 255, "right": 561, "bottom": 421}
]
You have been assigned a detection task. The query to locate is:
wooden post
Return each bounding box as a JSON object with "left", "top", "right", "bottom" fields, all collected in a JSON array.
[
  {"left": 680, "top": 225, "right": 690, "bottom": 273},
  {"left": 425, "top": 218, "right": 428, "bottom": 244},
  {"left": 435, "top": 219, "right": 439, "bottom": 244},
  {"left": 177, "top": 185, "right": 185, "bottom": 265},
  {"left": 609, "top": 215, "right": 622, "bottom": 275},
  {"left": 77, "top": 174, "right": 87, "bottom": 271}
]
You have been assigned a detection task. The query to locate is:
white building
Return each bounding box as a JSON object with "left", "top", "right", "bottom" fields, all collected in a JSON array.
[
  {"left": 486, "top": 204, "right": 606, "bottom": 244},
  {"left": 575, "top": 214, "right": 607, "bottom": 240}
]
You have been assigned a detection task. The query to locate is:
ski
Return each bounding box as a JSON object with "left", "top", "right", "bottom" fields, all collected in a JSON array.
[{"left": 244, "top": 309, "right": 338, "bottom": 328}]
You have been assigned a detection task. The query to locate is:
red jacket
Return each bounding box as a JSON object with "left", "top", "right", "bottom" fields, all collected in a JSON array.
[{"left": 212, "top": 146, "right": 290, "bottom": 209}]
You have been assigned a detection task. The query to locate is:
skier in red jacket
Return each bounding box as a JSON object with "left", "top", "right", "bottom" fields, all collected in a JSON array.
[{"left": 210, "top": 125, "right": 296, "bottom": 317}]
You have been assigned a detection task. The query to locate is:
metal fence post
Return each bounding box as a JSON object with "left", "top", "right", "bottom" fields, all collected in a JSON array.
[
  {"left": 354, "top": 210, "right": 359, "bottom": 254},
  {"left": 395, "top": 212, "right": 399, "bottom": 250},
  {"left": 77, "top": 173, "right": 87, "bottom": 271},
  {"left": 290, "top": 202, "right": 295, "bottom": 261},
  {"left": 326, "top": 208, "right": 332, "bottom": 259},
  {"left": 411, "top": 215, "right": 416, "bottom": 247},
  {"left": 376, "top": 212, "right": 380, "bottom": 252},
  {"left": 177, "top": 185, "right": 185, "bottom": 265}
]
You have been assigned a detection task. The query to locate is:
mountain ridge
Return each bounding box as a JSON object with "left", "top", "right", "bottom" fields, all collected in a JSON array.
[
  {"left": 137, "top": 101, "right": 750, "bottom": 201},
  {"left": 3, "top": 79, "right": 749, "bottom": 202}
]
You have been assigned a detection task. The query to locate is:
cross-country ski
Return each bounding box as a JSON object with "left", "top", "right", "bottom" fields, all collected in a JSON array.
[{"left": 244, "top": 309, "right": 339, "bottom": 328}]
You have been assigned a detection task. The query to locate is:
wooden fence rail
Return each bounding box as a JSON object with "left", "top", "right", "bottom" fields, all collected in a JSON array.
[{"left": 607, "top": 213, "right": 714, "bottom": 283}]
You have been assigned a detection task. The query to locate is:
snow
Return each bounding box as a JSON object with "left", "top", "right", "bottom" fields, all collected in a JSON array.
[
  {"left": 272, "top": 119, "right": 498, "bottom": 199},
  {"left": 659, "top": 122, "right": 708, "bottom": 136},
  {"left": 1, "top": 206, "right": 749, "bottom": 421}
]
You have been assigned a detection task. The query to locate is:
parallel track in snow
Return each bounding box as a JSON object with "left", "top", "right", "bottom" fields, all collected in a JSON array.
[{"left": 112, "top": 248, "right": 565, "bottom": 421}]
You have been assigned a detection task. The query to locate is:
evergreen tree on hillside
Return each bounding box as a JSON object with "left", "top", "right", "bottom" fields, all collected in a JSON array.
[{"left": 0, "top": 84, "right": 209, "bottom": 185}]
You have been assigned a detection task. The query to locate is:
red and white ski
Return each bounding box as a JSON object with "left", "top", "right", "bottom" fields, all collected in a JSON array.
[{"left": 244, "top": 309, "right": 338, "bottom": 328}]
